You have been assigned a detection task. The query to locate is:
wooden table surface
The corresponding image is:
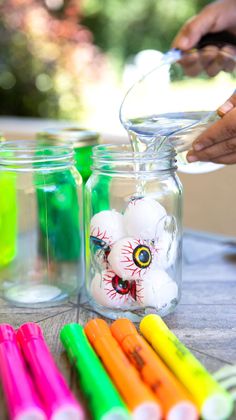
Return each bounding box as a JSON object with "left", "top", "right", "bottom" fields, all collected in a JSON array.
[{"left": 0, "top": 230, "right": 235, "bottom": 419}]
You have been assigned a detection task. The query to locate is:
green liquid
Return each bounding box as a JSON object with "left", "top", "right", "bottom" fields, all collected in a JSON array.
[
  {"left": 35, "top": 169, "right": 82, "bottom": 262},
  {"left": 0, "top": 173, "right": 17, "bottom": 266},
  {"left": 74, "top": 145, "right": 93, "bottom": 183}
]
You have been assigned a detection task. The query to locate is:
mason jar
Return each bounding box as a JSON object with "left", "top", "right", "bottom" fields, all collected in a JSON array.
[
  {"left": 0, "top": 140, "right": 83, "bottom": 306},
  {"left": 37, "top": 127, "right": 100, "bottom": 182},
  {"left": 85, "top": 144, "right": 183, "bottom": 321}
]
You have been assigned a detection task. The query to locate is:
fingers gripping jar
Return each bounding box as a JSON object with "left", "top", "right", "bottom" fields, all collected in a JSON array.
[{"left": 85, "top": 144, "right": 183, "bottom": 321}]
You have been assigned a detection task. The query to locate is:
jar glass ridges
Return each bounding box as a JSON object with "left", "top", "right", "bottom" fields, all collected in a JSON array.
[
  {"left": 37, "top": 127, "right": 100, "bottom": 183},
  {"left": 85, "top": 144, "right": 182, "bottom": 321},
  {"left": 0, "top": 140, "right": 84, "bottom": 306}
]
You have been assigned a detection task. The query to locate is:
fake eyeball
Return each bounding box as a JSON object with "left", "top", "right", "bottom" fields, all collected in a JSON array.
[
  {"left": 153, "top": 215, "right": 179, "bottom": 269},
  {"left": 141, "top": 269, "right": 178, "bottom": 310},
  {"left": 90, "top": 236, "right": 110, "bottom": 270},
  {"left": 156, "top": 236, "right": 178, "bottom": 269},
  {"left": 124, "top": 197, "right": 166, "bottom": 240},
  {"left": 108, "top": 237, "right": 153, "bottom": 280},
  {"left": 90, "top": 270, "right": 144, "bottom": 308},
  {"left": 90, "top": 210, "right": 126, "bottom": 246}
]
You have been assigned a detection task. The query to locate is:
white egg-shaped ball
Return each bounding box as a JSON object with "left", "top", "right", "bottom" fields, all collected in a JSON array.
[
  {"left": 141, "top": 269, "right": 178, "bottom": 310},
  {"left": 156, "top": 236, "right": 178, "bottom": 269},
  {"left": 108, "top": 237, "right": 153, "bottom": 280},
  {"left": 153, "top": 215, "right": 179, "bottom": 269},
  {"left": 90, "top": 210, "right": 126, "bottom": 246},
  {"left": 124, "top": 198, "right": 166, "bottom": 240},
  {"left": 90, "top": 272, "right": 119, "bottom": 308}
]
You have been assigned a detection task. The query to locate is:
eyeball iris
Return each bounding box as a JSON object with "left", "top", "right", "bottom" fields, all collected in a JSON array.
[
  {"left": 133, "top": 245, "right": 152, "bottom": 268},
  {"left": 112, "top": 275, "right": 130, "bottom": 295},
  {"left": 111, "top": 275, "right": 137, "bottom": 300}
]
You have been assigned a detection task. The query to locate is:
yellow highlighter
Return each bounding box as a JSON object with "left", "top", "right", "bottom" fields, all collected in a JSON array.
[{"left": 140, "top": 315, "right": 234, "bottom": 420}]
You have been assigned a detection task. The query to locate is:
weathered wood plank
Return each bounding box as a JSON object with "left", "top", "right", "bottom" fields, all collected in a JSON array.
[
  {"left": 0, "top": 298, "right": 74, "bottom": 329},
  {"left": 183, "top": 262, "right": 236, "bottom": 282},
  {"left": 181, "top": 281, "right": 236, "bottom": 305},
  {"left": 166, "top": 304, "right": 236, "bottom": 331}
]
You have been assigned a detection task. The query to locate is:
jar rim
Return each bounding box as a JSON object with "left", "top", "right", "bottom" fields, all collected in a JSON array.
[
  {"left": 37, "top": 127, "right": 100, "bottom": 148},
  {"left": 92, "top": 143, "right": 176, "bottom": 161},
  {"left": 0, "top": 139, "right": 74, "bottom": 165}
]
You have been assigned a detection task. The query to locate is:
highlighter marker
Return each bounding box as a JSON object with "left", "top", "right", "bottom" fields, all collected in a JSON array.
[
  {"left": 17, "top": 323, "right": 84, "bottom": 420},
  {"left": 111, "top": 318, "right": 198, "bottom": 420},
  {"left": 60, "top": 323, "right": 130, "bottom": 420},
  {"left": 0, "top": 324, "right": 46, "bottom": 420},
  {"left": 84, "top": 318, "right": 162, "bottom": 420},
  {"left": 140, "top": 315, "right": 234, "bottom": 420}
]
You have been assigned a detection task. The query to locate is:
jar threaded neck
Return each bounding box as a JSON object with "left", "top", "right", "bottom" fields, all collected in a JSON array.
[
  {"left": 0, "top": 140, "right": 74, "bottom": 169},
  {"left": 92, "top": 144, "right": 177, "bottom": 173}
]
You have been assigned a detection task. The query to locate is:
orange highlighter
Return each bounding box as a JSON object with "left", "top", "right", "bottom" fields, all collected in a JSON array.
[
  {"left": 111, "top": 319, "right": 199, "bottom": 420},
  {"left": 85, "top": 318, "right": 162, "bottom": 420}
]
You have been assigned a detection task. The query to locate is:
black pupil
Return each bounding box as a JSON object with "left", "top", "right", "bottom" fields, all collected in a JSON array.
[{"left": 139, "top": 250, "right": 149, "bottom": 263}]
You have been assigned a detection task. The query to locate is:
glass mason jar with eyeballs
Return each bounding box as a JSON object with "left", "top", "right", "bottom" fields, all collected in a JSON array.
[{"left": 85, "top": 144, "right": 182, "bottom": 321}]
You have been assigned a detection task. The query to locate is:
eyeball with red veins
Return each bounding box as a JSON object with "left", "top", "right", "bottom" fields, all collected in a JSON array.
[
  {"left": 108, "top": 237, "right": 153, "bottom": 280},
  {"left": 124, "top": 197, "right": 166, "bottom": 240},
  {"left": 141, "top": 269, "right": 178, "bottom": 310},
  {"left": 90, "top": 270, "right": 144, "bottom": 308},
  {"left": 90, "top": 210, "right": 126, "bottom": 247}
]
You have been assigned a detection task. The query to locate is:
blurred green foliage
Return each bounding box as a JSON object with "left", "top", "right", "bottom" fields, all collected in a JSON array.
[
  {"left": 81, "top": 0, "right": 209, "bottom": 65},
  {"left": 0, "top": 0, "right": 210, "bottom": 119}
]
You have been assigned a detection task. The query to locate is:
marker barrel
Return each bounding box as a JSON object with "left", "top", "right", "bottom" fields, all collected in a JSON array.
[
  {"left": 85, "top": 318, "right": 162, "bottom": 420},
  {"left": 111, "top": 318, "right": 198, "bottom": 420},
  {"left": 17, "top": 323, "right": 84, "bottom": 420},
  {"left": 140, "top": 315, "right": 234, "bottom": 420},
  {"left": 60, "top": 323, "right": 130, "bottom": 420},
  {"left": 0, "top": 324, "right": 46, "bottom": 420}
]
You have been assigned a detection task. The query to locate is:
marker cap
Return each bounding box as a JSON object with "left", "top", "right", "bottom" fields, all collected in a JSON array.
[
  {"left": 110, "top": 319, "right": 137, "bottom": 344},
  {"left": 140, "top": 314, "right": 168, "bottom": 342},
  {"left": 17, "top": 323, "right": 43, "bottom": 346},
  {"left": 60, "top": 323, "right": 84, "bottom": 351},
  {"left": 0, "top": 324, "right": 16, "bottom": 342},
  {"left": 85, "top": 319, "right": 111, "bottom": 345},
  {"left": 168, "top": 402, "right": 198, "bottom": 420},
  {"left": 201, "top": 393, "right": 234, "bottom": 420}
]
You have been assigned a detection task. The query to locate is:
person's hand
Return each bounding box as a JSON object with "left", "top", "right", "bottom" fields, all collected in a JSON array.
[
  {"left": 172, "top": 0, "right": 236, "bottom": 76},
  {"left": 187, "top": 92, "right": 236, "bottom": 164}
]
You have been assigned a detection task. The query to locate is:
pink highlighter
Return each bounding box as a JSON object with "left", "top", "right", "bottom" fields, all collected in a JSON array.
[
  {"left": 0, "top": 324, "right": 46, "bottom": 420},
  {"left": 17, "top": 323, "right": 84, "bottom": 420}
]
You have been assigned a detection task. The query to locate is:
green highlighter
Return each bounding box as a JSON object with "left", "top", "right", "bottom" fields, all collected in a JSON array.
[{"left": 60, "top": 323, "right": 130, "bottom": 420}]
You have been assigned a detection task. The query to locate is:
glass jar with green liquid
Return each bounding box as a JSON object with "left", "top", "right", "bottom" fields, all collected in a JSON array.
[{"left": 0, "top": 140, "right": 83, "bottom": 306}]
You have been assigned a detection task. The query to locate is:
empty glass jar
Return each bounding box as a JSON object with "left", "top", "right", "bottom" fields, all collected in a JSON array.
[
  {"left": 85, "top": 144, "right": 182, "bottom": 321},
  {"left": 0, "top": 140, "right": 83, "bottom": 306}
]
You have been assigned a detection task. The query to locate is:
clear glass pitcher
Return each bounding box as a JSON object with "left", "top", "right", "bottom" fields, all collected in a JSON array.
[
  {"left": 0, "top": 140, "right": 83, "bottom": 306},
  {"left": 120, "top": 42, "right": 236, "bottom": 173}
]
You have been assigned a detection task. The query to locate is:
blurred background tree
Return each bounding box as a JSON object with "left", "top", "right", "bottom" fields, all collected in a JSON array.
[
  {"left": 0, "top": 0, "right": 209, "bottom": 120},
  {"left": 81, "top": 0, "right": 209, "bottom": 67},
  {"left": 0, "top": 0, "right": 111, "bottom": 119}
]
